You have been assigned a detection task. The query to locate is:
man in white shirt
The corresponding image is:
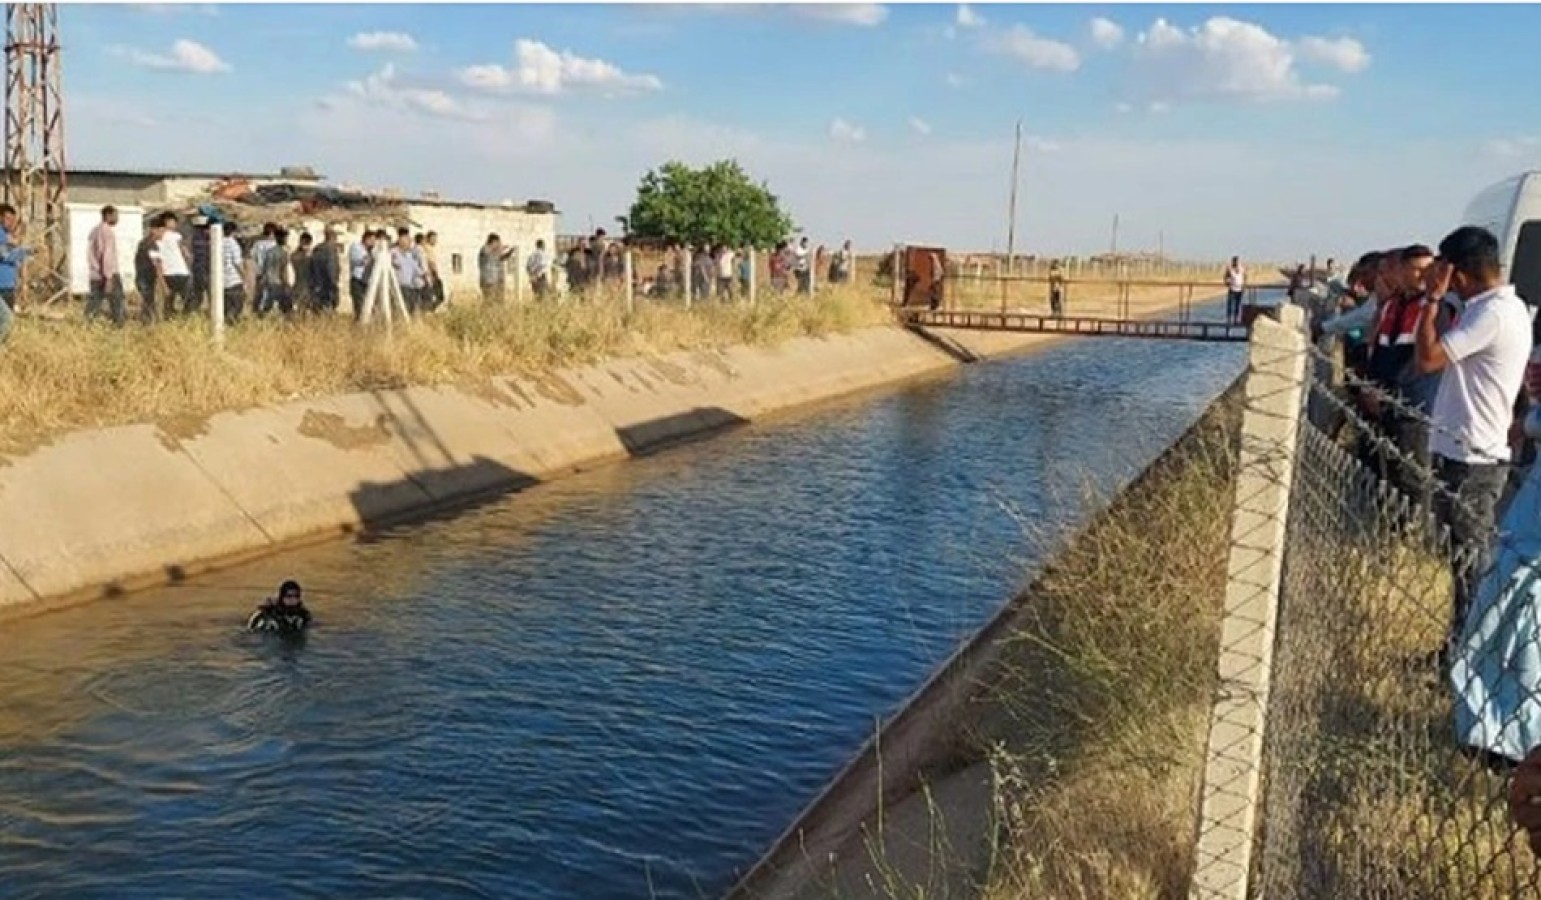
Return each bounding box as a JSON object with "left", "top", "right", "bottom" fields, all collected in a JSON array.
[
  {"left": 158, "top": 212, "right": 192, "bottom": 316},
  {"left": 1224, "top": 256, "right": 1246, "bottom": 323},
  {"left": 1416, "top": 225, "right": 1533, "bottom": 651}
]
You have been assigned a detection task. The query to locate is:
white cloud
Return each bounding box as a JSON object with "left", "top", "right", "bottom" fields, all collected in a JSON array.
[
  {"left": 459, "top": 39, "right": 662, "bottom": 95},
  {"left": 348, "top": 31, "right": 419, "bottom": 53},
  {"left": 116, "top": 38, "right": 230, "bottom": 74},
  {"left": 1089, "top": 17, "right": 1125, "bottom": 50},
  {"left": 791, "top": 4, "right": 888, "bottom": 27},
  {"left": 1483, "top": 136, "right": 1541, "bottom": 160},
  {"left": 129, "top": 4, "right": 218, "bottom": 15},
  {"left": 909, "top": 117, "right": 933, "bottom": 136},
  {"left": 957, "top": 5, "right": 984, "bottom": 28},
  {"left": 985, "top": 25, "right": 1081, "bottom": 73},
  {"left": 1131, "top": 17, "right": 1341, "bottom": 104},
  {"left": 1294, "top": 35, "right": 1371, "bottom": 74},
  {"left": 1114, "top": 101, "right": 1133, "bottom": 114},
  {"left": 829, "top": 117, "right": 867, "bottom": 143},
  {"left": 945, "top": 71, "right": 966, "bottom": 88},
  {"left": 344, "top": 64, "right": 485, "bottom": 121}
]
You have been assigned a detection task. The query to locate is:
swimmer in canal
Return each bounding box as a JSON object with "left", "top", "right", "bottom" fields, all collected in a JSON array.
[{"left": 247, "top": 579, "right": 312, "bottom": 633}]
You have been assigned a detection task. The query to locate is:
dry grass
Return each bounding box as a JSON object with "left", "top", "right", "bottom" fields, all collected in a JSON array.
[
  {"left": 966, "top": 391, "right": 1242, "bottom": 900},
  {"left": 821, "top": 391, "right": 1243, "bottom": 900},
  {"left": 0, "top": 285, "right": 891, "bottom": 452},
  {"left": 1253, "top": 485, "right": 1540, "bottom": 900}
]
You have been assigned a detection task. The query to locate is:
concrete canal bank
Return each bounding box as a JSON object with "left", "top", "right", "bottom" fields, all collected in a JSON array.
[{"left": 0, "top": 323, "right": 1078, "bottom": 615}]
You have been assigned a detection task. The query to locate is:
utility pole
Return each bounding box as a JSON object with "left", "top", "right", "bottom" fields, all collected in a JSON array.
[
  {"left": 1002, "top": 119, "right": 1022, "bottom": 314},
  {"left": 4, "top": 3, "right": 68, "bottom": 309}
]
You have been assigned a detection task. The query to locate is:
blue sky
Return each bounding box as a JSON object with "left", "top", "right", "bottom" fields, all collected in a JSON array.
[{"left": 60, "top": 3, "right": 1541, "bottom": 260}]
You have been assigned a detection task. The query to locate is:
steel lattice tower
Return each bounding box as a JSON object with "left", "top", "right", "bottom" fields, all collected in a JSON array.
[{"left": 4, "top": 4, "right": 66, "bottom": 309}]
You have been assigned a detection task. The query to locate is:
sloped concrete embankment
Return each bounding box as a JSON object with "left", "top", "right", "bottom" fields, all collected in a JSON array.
[{"left": 0, "top": 325, "right": 1053, "bottom": 614}]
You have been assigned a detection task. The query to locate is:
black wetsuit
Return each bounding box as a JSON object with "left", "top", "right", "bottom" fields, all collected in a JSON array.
[{"left": 247, "top": 601, "right": 312, "bottom": 633}]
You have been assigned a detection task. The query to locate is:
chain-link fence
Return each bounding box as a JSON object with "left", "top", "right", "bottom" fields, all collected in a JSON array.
[{"left": 1192, "top": 304, "right": 1541, "bottom": 898}]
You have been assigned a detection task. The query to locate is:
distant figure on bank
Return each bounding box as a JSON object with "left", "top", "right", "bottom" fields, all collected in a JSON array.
[
  {"left": 86, "top": 205, "right": 125, "bottom": 326},
  {"left": 526, "top": 238, "right": 551, "bottom": 300},
  {"left": 220, "top": 221, "right": 246, "bottom": 324},
  {"left": 1048, "top": 259, "right": 1066, "bottom": 318},
  {"left": 479, "top": 233, "right": 514, "bottom": 304},
  {"left": 247, "top": 579, "right": 312, "bottom": 633},
  {"left": 1224, "top": 256, "right": 1246, "bottom": 323},
  {"left": 158, "top": 212, "right": 192, "bottom": 318},
  {"left": 830, "top": 239, "right": 854, "bottom": 285},
  {"left": 0, "top": 204, "right": 27, "bottom": 344},
  {"left": 291, "top": 231, "right": 314, "bottom": 314},
  {"left": 423, "top": 232, "right": 445, "bottom": 311},
  {"left": 134, "top": 215, "right": 167, "bottom": 325},
  {"left": 349, "top": 229, "right": 375, "bottom": 320},
  {"left": 794, "top": 237, "right": 812, "bottom": 294},
  {"left": 310, "top": 226, "right": 343, "bottom": 314}
]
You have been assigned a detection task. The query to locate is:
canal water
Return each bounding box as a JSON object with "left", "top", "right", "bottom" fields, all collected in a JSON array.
[{"left": 0, "top": 335, "right": 1245, "bottom": 899}]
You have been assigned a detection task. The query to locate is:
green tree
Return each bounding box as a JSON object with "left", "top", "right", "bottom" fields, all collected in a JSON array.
[{"left": 626, "top": 160, "right": 794, "bottom": 249}]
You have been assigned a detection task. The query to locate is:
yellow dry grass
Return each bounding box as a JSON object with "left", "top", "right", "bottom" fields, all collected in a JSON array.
[{"left": 0, "top": 285, "right": 892, "bottom": 452}]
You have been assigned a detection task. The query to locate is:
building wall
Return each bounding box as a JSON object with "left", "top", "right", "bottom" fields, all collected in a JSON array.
[
  {"left": 66, "top": 203, "right": 145, "bottom": 295},
  {"left": 401, "top": 203, "right": 557, "bottom": 300}
]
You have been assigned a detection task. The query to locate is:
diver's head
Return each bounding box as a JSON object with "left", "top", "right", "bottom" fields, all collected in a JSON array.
[{"left": 278, "top": 580, "right": 303, "bottom": 607}]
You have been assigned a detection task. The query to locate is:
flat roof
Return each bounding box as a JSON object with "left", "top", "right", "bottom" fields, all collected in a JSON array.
[{"left": 59, "top": 167, "right": 320, "bottom": 181}]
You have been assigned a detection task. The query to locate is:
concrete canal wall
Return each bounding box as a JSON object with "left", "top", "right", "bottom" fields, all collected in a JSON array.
[{"left": 0, "top": 324, "right": 1062, "bottom": 616}]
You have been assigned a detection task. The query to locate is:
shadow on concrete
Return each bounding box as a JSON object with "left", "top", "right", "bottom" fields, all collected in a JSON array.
[
  {"left": 349, "top": 455, "right": 539, "bottom": 541},
  {"left": 901, "top": 323, "right": 981, "bottom": 364},
  {"left": 614, "top": 406, "right": 750, "bottom": 457},
  {"left": 346, "top": 406, "right": 750, "bottom": 541}
]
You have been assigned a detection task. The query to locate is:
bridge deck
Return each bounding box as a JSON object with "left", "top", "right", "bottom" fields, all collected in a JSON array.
[{"left": 900, "top": 308, "right": 1252, "bottom": 343}]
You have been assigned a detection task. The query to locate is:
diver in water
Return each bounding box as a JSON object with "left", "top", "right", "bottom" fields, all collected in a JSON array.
[{"left": 247, "top": 579, "right": 312, "bottom": 633}]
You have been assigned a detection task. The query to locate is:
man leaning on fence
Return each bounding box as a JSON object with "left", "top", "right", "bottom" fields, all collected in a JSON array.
[{"left": 1415, "top": 226, "right": 1531, "bottom": 655}]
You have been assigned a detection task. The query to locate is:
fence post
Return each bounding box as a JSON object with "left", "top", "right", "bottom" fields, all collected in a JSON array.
[
  {"left": 890, "top": 246, "right": 902, "bottom": 307},
  {"left": 209, "top": 222, "right": 224, "bottom": 347},
  {"left": 684, "top": 249, "right": 694, "bottom": 309},
  {"left": 1189, "top": 304, "right": 1308, "bottom": 900},
  {"left": 748, "top": 248, "right": 758, "bottom": 305},
  {"left": 513, "top": 248, "right": 524, "bottom": 305},
  {"left": 623, "top": 250, "right": 634, "bottom": 314}
]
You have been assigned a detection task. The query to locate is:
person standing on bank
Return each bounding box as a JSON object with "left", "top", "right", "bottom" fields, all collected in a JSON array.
[
  {"left": 0, "top": 204, "right": 27, "bottom": 344},
  {"left": 526, "top": 238, "right": 551, "bottom": 300},
  {"left": 1224, "top": 256, "right": 1246, "bottom": 323},
  {"left": 85, "top": 205, "right": 125, "bottom": 326},
  {"left": 134, "top": 216, "right": 166, "bottom": 325},
  {"left": 1416, "top": 226, "right": 1532, "bottom": 654},
  {"left": 157, "top": 212, "right": 191, "bottom": 318},
  {"left": 479, "top": 233, "right": 514, "bottom": 304}
]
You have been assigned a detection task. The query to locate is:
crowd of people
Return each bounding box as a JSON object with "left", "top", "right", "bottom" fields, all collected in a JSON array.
[
  {"left": 1314, "top": 227, "right": 1532, "bottom": 663},
  {"left": 0, "top": 213, "right": 862, "bottom": 341},
  {"left": 72, "top": 205, "right": 475, "bottom": 327},
  {"left": 557, "top": 229, "right": 857, "bottom": 303}
]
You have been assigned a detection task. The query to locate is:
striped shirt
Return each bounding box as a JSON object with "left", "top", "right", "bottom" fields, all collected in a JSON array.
[{"left": 221, "top": 236, "right": 243, "bottom": 285}]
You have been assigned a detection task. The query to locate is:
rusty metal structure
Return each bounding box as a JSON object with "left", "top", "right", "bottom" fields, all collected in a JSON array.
[{"left": 4, "top": 3, "right": 67, "bottom": 308}]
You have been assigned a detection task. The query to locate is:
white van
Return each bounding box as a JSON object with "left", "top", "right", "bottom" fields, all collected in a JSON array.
[{"left": 1462, "top": 171, "right": 1541, "bottom": 308}]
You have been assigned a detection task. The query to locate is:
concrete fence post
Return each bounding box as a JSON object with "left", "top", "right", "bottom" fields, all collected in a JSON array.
[
  {"left": 209, "top": 222, "right": 225, "bottom": 348},
  {"left": 684, "top": 249, "right": 694, "bottom": 310},
  {"left": 513, "top": 248, "right": 524, "bottom": 305},
  {"left": 890, "top": 246, "right": 902, "bottom": 307},
  {"left": 748, "top": 248, "right": 758, "bottom": 306},
  {"left": 623, "top": 250, "right": 634, "bottom": 314},
  {"left": 1189, "top": 304, "right": 1308, "bottom": 900}
]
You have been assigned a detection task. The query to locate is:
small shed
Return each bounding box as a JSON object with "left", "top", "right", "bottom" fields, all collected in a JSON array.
[{"left": 899, "top": 244, "right": 947, "bottom": 309}]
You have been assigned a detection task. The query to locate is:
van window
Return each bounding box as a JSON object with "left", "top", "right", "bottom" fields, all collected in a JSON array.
[{"left": 1512, "top": 220, "right": 1541, "bottom": 312}]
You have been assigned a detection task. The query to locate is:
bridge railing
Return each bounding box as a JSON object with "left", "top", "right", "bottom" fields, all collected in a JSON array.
[{"left": 926, "top": 269, "right": 1287, "bottom": 323}]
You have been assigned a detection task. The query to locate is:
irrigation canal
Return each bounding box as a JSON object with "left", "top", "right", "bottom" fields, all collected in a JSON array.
[{"left": 0, "top": 331, "right": 1246, "bottom": 899}]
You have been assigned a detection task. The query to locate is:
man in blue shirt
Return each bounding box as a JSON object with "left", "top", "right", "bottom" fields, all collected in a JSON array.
[{"left": 0, "top": 204, "right": 32, "bottom": 344}]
